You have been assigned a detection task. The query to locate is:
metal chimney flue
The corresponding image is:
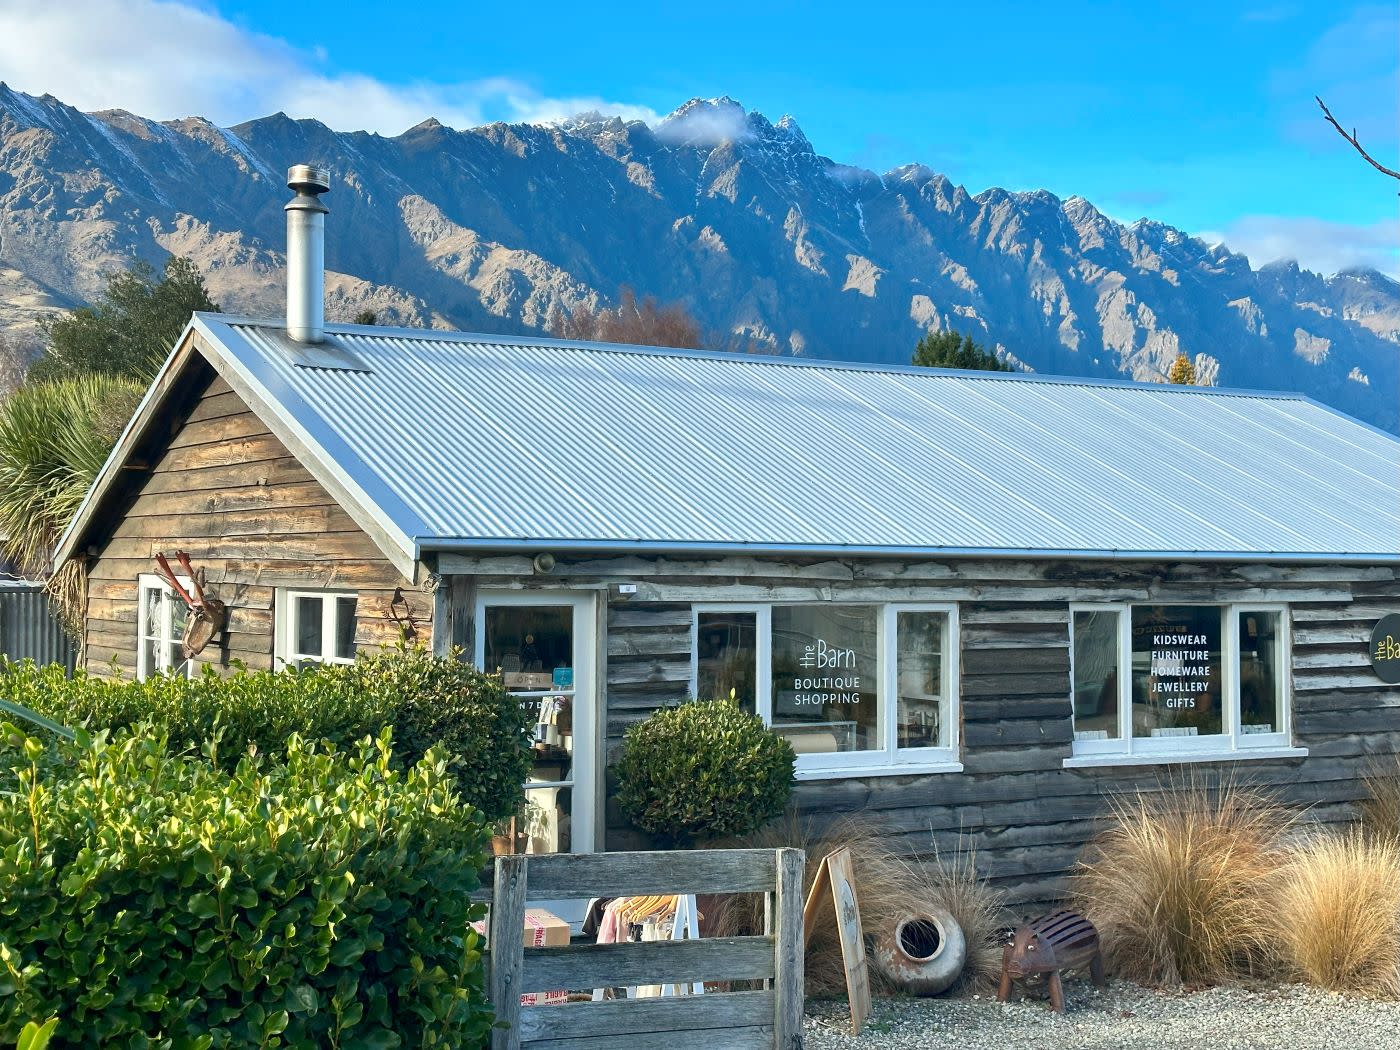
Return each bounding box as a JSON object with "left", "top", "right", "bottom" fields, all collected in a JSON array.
[{"left": 285, "top": 164, "right": 331, "bottom": 344}]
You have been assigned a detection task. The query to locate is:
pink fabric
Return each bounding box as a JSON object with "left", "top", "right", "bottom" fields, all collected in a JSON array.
[{"left": 596, "top": 900, "right": 624, "bottom": 944}]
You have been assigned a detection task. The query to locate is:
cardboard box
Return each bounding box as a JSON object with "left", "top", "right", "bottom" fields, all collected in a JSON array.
[{"left": 473, "top": 907, "right": 571, "bottom": 1006}]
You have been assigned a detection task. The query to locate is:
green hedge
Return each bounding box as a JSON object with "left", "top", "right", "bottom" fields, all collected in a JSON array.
[
  {"left": 614, "top": 699, "right": 796, "bottom": 845},
  {"left": 2, "top": 647, "right": 533, "bottom": 822},
  {"left": 0, "top": 723, "right": 493, "bottom": 1048}
]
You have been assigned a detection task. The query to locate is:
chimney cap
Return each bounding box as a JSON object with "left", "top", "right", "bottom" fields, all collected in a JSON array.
[{"left": 287, "top": 164, "right": 331, "bottom": 193}]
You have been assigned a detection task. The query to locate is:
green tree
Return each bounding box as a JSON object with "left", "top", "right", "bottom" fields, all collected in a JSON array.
[
  {"left": 1168, "top": 353, "right": 1197, "bottom": 386},
  {"left": 28, "top": 257, "right": 219, "bottom": 383},
  {"left": 911, "top": 330, "right": 1014, "bottom": 372},
  {"left": 352, "top": 308, "right": 378, "bottom": 325}
]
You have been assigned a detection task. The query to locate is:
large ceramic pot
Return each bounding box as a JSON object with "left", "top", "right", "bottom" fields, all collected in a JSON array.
[{"left": 872, "top": 909, "right": 967, "bottom": 996}]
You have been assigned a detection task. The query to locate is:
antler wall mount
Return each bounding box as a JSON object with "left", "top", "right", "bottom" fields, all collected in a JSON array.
[{"left": 153, "top": 551, "right": 230, "bottom": 658}]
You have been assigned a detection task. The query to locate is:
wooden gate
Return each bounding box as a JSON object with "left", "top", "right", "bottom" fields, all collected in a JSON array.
[{"left": 487, "top": 848, "right": 805, "bottom": 1049}]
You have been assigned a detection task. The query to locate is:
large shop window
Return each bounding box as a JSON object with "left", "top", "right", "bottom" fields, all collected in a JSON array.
[
  {"left": 275, "top": 590, "right": 359, "bottom": 668},
  {"left": 137, "top": 573, "right": 194, "bottom": 681},
  {"left": 692, "top": 603, "right": 959, "bottom": 778},
  {"left": 1070, "top": 603, "right": 1294, "bottom": 763}
]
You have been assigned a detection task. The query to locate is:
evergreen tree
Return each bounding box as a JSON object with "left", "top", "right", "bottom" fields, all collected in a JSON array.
[
  {"left": 28, "top": 257, "right": 219, "bottom": 384},
  {"left": 352, "top": 309, "right": 378, "bottom": 325},
  {"left": 1167, "top": 353, "right": 1197, "bottom": 385},
  {"left": 911, "top": 330, "right": 1014, "bottom": 372}
]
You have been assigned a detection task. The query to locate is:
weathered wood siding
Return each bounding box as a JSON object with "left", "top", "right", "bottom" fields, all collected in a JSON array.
[
  {"left": 83, "top": 370, "right": 429, "bottom": 676},
  {"left": 440, "top": 553, "right": 1400, "bottom": 911}
]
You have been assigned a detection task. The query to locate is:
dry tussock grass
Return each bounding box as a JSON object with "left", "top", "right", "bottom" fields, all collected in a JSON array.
[
  {"left": 712, "top": 814, "right": 1004, "bottom": 995},
  {"left": 1273, "top": 830, "right": 1400, "bottom": 997},
  {"left": 1071, "top": 779, "right": 1288, "bottom": 988},
  {"left": 1357, "top": 755, "right": 1400, "bottom": 844}
]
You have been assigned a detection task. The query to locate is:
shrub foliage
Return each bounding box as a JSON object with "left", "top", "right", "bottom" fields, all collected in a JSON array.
[
  {"left": 0, "top": 724, "right": 492, "bottom": 1048},
  {"left": 1, "top": 647, "right": 533, "bottom": 823},
  {"left": 341, "top": 648, "right": 534, "bottom": 823},
  {"left": 614, "top": 699, "right": 796, "bottom": 845}
]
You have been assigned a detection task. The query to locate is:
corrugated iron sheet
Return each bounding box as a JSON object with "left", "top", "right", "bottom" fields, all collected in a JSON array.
[
  {"left": 0, "top": 583, "right": 77, "bottom": 670},
  {"left": 200, "top": 316, "right": 1400, "bottom": 561}
]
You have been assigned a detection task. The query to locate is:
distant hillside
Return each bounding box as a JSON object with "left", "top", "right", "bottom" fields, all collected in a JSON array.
[{"left": 1, "top": 86, "right": 1396, "bottom": 429}]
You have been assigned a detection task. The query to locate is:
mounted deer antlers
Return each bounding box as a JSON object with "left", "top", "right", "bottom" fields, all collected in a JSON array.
[{"left": 153, "top": 550, "right": 229, "bottom": 658}]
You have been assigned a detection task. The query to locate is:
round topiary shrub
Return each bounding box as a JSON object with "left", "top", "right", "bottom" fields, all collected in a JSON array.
[{"left": 614, "top": 699, "right": 796, "bottom": 846}]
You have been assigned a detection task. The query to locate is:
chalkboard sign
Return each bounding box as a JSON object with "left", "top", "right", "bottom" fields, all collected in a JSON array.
[{"left": 1372, "top": 615, "right": 1400, "bottom": 684}]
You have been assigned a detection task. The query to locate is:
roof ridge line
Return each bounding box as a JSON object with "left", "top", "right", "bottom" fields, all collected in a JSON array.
[{"left": 201, "top": 313, "right": 1313, "bottom": 403}]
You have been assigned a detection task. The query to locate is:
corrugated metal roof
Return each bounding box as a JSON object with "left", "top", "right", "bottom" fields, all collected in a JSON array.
[{"left": 73, "top": 313, "right": 1400, "bottom": 569}]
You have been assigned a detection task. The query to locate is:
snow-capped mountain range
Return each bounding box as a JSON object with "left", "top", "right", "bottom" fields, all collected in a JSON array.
[{"left": 1, "top": 86, "right": 1396, "bottom": 428}]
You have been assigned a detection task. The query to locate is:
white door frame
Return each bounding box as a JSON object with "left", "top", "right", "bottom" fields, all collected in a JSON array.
[{"left": 474, "top": 589, "right": 599, "bottom": 854}]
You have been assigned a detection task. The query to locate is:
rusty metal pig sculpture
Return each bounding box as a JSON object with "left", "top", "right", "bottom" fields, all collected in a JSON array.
[{"left": 997, "top": 910, "right": 1106, "bottom": 1013}]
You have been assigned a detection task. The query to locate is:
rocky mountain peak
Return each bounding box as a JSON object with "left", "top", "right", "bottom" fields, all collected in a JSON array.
[{"left": 0, "top": 85, "right": 1393, "bottom": 430}]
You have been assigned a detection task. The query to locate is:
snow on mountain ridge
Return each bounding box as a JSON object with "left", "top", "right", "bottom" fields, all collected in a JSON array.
[{"left": 0, "top": 85, "right": 1394, "bottom": 429}]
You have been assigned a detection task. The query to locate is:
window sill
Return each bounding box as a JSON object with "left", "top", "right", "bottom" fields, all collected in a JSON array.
[
  {"left": 1063, "top": 746, "right": 1308, "bottom": 770},
  {"left": 795, "top": 761, "right": 964, "bottom": 782}
]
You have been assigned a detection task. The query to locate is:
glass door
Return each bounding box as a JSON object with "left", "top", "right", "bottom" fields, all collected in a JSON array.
[{"left": 476, "top": 592, "right": 596, "bottom": 856}]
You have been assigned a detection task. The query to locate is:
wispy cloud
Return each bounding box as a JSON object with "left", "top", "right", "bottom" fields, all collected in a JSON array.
[
  {"left": 0, "top": 0, "right": 657, "bottom": 133},
  {"left": 1274, "top": 3, "right": 1398, "bottom": 148},
  {"left": 1198, "top": 214, "right": 1399, "bottom": 277},
  {"left": 654, "top": 98, "right": 753, "bottom": 146},
  {"left": 1240, "top": 3, "right": 1302, "bottom": 23}
]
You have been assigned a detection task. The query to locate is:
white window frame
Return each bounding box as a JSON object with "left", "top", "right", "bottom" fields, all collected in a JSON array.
[
  {"left": 1066, "top": 601, "right": 1303, "bottom": 768},
  {"left": 691, "top": 602, "right": 961, "bottom": 780},
  {"left": 274, "top": 589, "right": 360, "bottom": 668},
  {"left": 136, "top": 572, "right": 194, "bottom": 681}
]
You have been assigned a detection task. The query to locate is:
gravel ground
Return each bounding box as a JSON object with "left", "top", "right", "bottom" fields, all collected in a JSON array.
[{"left": 803, "top": 978, "right": 1400, "bottom": 1049}]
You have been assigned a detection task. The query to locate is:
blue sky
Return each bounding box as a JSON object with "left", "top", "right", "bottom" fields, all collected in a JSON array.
[{"left": 1, "top": 0, "right": 1395, "bottom": 274}]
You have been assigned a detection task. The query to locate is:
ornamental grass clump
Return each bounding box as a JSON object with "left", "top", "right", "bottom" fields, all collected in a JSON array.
[
  {"left": 1357, "top": 754, "right": 1400, "bottom": 844},
  {"left": 0, "top": 721, "right": 493, "bottom": 1048},
  {"left": 1272, "top": 830, "right": 1400, "bottom": 997},
  {"left": 614, "top": 699, "right": 796, "bottom": 845},
  {"left": 1071, "top": 780, "right": 1287, "bottom": 987},
  {"left": 712, "top": 816, "right": 1005, "bottom": 996}
]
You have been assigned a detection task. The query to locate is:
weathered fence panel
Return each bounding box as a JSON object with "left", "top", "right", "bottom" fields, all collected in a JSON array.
[{"left": 487, "top": 848, "right": 805, "bottom": 1050}]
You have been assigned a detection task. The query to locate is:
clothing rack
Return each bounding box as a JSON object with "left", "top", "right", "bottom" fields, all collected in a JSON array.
[{"left": 591, "top": 893, "right": 704, "bottom": 1000}]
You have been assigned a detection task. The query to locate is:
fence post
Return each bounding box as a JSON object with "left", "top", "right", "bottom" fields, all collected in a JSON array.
[
  {"left": 490, "top": 854, "right": 528, "bottom": 1050},
  {"left": 772, "top": 847, "right": 805, "bottom": 1049}
]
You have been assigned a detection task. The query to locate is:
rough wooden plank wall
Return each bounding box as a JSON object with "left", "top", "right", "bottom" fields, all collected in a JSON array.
[
  {"left": 82, "top": 373, "right": 429, "bottom": 677},
  {"left": 447, "top": 553, "right": 1400, "bottom": 913}
]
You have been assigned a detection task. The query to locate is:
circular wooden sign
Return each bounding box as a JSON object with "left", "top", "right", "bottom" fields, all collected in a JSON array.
[{"left": 1371, "top": 615, "right": 1400, "bottom": 684}]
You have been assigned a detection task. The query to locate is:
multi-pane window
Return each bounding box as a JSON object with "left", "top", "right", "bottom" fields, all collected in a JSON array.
[
  {"left": 1070, "top": 603, "right": 1290, "bottom": 758},
  {"left": 137, "top": 574, "right": 193, "bottom": 680},
  {"left": 276, "top": 590, "right": 358, "bottom": 668},
  {"left": 692, "top": 603, "right": 959, "bottom": 776}
]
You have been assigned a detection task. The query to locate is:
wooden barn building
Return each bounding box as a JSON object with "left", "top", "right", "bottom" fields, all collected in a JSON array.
[{"left": 53, "top": 167, "right": 1400, "bottom": 909}]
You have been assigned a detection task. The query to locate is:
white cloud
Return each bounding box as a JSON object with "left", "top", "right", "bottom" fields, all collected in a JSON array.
[
  {"left": 0, "top": 0, "right": 657, "bottom": 133},
  {"left": 654, "top": 98, "right": 753, "bottom": 146},
  {"left": 1197, "top": 214, "right": 1399, "bottom": 277}
]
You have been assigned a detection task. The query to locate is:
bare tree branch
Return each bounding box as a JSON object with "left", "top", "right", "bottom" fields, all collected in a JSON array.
[{"left": 1316, "top": 96, "right": 1400, "bottom": 180}]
